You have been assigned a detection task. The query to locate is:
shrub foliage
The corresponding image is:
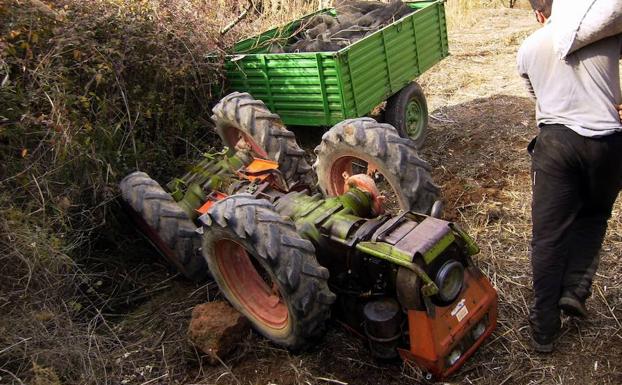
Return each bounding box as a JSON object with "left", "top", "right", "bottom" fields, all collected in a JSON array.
[{"left": 0, "top": 0, "right": 228, "bottom": 382}]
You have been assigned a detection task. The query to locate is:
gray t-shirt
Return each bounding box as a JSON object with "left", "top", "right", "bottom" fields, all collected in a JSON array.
[{"left": 517, "top": 21, "right": 622, "bottom": 137}]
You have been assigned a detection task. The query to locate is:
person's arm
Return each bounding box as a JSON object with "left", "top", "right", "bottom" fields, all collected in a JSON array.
[
  {"left": 616, "top": 36, "right": 621, "bottom": 122},
  {"left": 521, "top": 74, "right": 536, "bottom": 99},
  {"left": 517, "top": 43, "right": 536, "bottom": 99}
]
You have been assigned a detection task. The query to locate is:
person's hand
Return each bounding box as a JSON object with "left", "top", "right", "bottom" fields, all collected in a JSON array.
[{"left": 617, "top": 104, "right": 622, "bottom": 122}]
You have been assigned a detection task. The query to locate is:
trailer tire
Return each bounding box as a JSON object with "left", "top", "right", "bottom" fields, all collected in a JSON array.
[
  {"left": 201, "top": 194, "right": 335, "bottom": 350},
  {"left": 385, "top": 81, "right": 428, "bottom": 149},
  {"left": 313, "top": 118, "right": 439, "bottom": 214},
  {"left": 212, "top": 92, "right": 314, "bottom": 187},
  {"left": 119, "top": 172, "right": 207, "bottom": 281}
]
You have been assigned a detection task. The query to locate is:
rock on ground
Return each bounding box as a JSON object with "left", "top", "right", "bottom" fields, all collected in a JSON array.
[{"left": 187, "top": 301, "right": 250, "bottom": 365}]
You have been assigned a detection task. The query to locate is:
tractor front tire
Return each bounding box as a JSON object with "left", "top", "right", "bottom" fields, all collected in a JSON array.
[
  {"left": 313, "top": 118, "right": 439, "bottom": 214},
  {"left": 200, "top": 194, "right": 335, "bottom": 350},
  {"left": 119, "top": 172, "right": 207, "bottom": 281},
  {"left": 212, "top": 92, "right": 314, "bottom": 187}
]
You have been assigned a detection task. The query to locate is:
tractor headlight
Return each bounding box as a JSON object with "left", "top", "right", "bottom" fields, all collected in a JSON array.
[
  {"left": 446, "top": 348, "right": 462, "bottom": 367},
  {"left": 472, "top": 320, "right": 487, "bottom": 340},
  {"left": 434, "top": 260, "right": 464, "bottom": 303}
]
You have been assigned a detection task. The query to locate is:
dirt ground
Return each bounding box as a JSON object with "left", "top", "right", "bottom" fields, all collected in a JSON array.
[{"left": 98, "top": 6, "right": 622, "bottom": 385}]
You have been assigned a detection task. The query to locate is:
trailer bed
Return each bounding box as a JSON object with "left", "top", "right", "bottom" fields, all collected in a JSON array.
[{"left": 225, "top": 1, "right": 449, "bottom": 126}]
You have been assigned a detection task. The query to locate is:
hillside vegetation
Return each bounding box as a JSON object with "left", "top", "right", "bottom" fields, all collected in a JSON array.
[{"left": 1, "top": 0, "right": 237, "bottom": 383}]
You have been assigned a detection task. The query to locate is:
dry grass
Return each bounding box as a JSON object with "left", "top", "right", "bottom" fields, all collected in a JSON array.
[
  {"left": 445, "top": 0, "right": 508, "bottom": 28},
  {"left": 0, "top": 1, "right": 328, "bottom": 383},
  {"left": 250, "top": 0, "right": 319, "bottom": 29},
  {"left": 418, "top": 6, "right": 622, "bottom": 384}
]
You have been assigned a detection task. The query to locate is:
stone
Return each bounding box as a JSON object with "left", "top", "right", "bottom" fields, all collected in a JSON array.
[{"left": 187, "top": 301, "right": 250, "bottom": 365}]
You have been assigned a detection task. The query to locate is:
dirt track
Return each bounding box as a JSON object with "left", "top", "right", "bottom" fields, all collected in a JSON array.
[{"left": 109, "top": 7, "right": 622, "bottom": 385}]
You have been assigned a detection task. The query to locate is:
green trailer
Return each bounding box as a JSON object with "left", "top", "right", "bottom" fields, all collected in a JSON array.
[{"left": 224, "top": 0, "right": 449, "bottom": 147}]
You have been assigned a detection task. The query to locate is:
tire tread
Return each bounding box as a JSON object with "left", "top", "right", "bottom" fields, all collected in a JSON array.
[
  {"left": 119, "top": 171, "right": 207, "bottom": 281},
  {"left": 201, "top": 194, "right": 335, "bottom": 350},
  {"left": 212, "top": 92, "right": 314, "bottom": 186},
  {"left": 313, "top": 118, "right": 440, "bottom": 214}
]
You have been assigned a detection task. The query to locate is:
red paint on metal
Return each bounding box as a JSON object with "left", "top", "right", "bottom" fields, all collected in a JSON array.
[
  {"left": 344, "top": 173, "right": 386, "bottom": 215},
  {"left": 238, "top": 157, "right": 279, "bottom": 182},
  {"left": 400, "top": 268, "right": 498, "bottom": 379},
  {"left": 197, "top": 192, "right": 229, "bottom": 215},
  {"left": 327, "top": 154, "right": 405, "bottom": 210},
  {"left": 214, "top": 239, "right": 289, "bottom": 330}
]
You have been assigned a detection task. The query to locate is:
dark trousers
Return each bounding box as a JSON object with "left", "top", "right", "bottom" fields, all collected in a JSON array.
[{"left": 529, "top": 124, "right": 622, "bottom": 335}]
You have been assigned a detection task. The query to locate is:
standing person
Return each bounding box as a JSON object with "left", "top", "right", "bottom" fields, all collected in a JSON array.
[{"left": 517, "top": 0, "right": 622, "bottom": 352}]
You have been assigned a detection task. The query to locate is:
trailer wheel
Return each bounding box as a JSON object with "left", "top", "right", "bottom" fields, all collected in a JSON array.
[
  {"left": 119, "top": 172, "right": 207, "bottom": 281},
  {"left": 201, "top": 194, "right": 335, "bottom": 350},
  {"left": 212, "top": 92, "right": 314, "bottom": 187},
  {"left": 385, "top": 81, "right": 428, "bottom": 149},
  {"left": 313, "top": 118, "right": 439, "bottom": 214}
]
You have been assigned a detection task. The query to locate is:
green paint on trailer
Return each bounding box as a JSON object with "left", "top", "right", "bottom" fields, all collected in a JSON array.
[{"left": 224, "top": 1, "right": 449, "bottom": 127}]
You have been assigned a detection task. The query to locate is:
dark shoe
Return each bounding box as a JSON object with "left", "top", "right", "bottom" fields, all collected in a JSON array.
[
  {"left": 559, "top": 294, "right": 588, "bottom": 318},
  {"left": 528, "top": 306, "right": 561, "bottom": 353},
  {"left": 531, "top": 331, "right": 556, "bottom": 353}
]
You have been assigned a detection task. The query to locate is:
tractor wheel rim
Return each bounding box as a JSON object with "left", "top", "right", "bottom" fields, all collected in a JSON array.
[
  {"left": 223, "top": 126, "right": 269, "bottom": 159},
  {"left": 215, "top": 239, "right": 289, "bottom": 330},
  {"left": 329, "top": 155, "right": 403, "bottom": 213},
  {"left": 406, "top": 100, "right": 423, "bottom": 139}
]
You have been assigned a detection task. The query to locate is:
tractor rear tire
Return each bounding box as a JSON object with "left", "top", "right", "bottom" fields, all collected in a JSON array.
[
  {"left": 200, "top": 194, "right": 335, "bottom": 350},
  {"left": 119, "top": 172, "right": 207, "bottom": 281},
  {"left": 385, "top": 81, "right": 428, "bottom": 149},
  {"left": 212, "top": 92, "right": 314, "bottom": 187},
  {"left": 313, "top": 118, "right": 439, "bottom": 214}
]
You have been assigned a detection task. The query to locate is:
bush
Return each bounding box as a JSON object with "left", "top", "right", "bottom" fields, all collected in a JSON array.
[{"left": 0, "top": 0, "right": 227, "bottom": 382}]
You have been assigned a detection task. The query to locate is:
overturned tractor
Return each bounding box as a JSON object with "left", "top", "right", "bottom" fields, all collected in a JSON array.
[{"left": 119, "top": 92, "right": 497, "bottom": 379}]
